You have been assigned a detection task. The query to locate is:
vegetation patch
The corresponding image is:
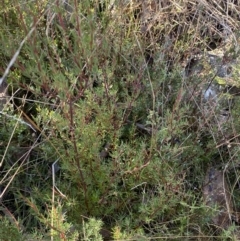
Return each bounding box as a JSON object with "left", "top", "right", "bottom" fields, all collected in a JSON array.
[{"left": 1, "top": 0, "right": 240, "bottom": 240}]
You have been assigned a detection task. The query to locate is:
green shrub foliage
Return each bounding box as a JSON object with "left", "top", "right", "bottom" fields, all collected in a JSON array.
[{"left": 1, "top": 0, "right": 240, "bottom": 240}]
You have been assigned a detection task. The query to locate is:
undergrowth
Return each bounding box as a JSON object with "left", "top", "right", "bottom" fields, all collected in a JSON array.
[{"left": 0, "top": 0, "right": 240, "bottom": 240}]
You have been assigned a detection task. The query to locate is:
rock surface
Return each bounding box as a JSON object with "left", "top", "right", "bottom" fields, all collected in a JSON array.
[
  {"left": 0, "top": 79, "right": 8, "bottom": 110},
  {"left": 203, "top": 167, "right": 233, "bottom": 230}
]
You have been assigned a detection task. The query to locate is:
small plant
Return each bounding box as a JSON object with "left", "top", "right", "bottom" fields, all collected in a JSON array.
[
  {"left": 81, "top": 218, "right": 103, "bottom": 241},
  {"left": 0, "top": 216, "right": 22, "bottom": 241}
]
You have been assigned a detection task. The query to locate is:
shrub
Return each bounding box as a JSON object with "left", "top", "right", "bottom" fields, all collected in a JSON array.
[{"left": 1, "top": 0, "right": 240, "bottom": 240}]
